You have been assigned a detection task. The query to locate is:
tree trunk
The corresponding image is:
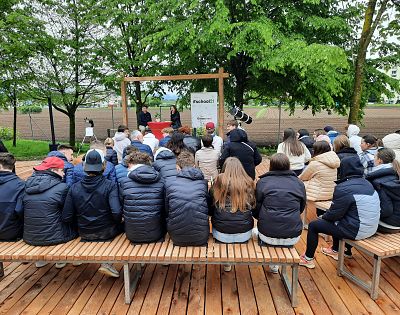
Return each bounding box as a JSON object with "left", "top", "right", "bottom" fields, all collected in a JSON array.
[
  {"left": 69, "top": 113, "right": 76, "bottom": 148},
  {"left": 234, "top": 77, "right": 246, "bottom": 110},
  {"left": 12, "top": 96, "right": 17, "bottom": 147}
]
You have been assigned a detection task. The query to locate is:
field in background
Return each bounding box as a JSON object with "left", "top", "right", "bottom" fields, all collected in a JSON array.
[{"left": 1, "top": 106, "right": 399, "bottom": 145}]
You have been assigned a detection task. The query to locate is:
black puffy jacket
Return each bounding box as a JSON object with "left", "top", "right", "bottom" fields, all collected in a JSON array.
[
  {"left": 153, "top": 148, "right": 177, "bottom": 181},
  {"left": 23, "top": 171, "right": 77, "bottom": 246},
  {"left": 336, "top": 147, "right": 359, "bottom": 180},
  {"left": 0, "top": 171, "right": 24, "bottom": 241},
  {"left": 62, "top": 175, "right": 122, "bottom": 241},
  {"left": 120, "top": 165, "right": 166, "bottom": 243},
  {"left": 219, "top": 129, "right": 262, "bottom": 179},
  {"left": 105, "top": 147, "right": 118, "bottom": 166},
  {"left": 210, "top": 198, "right": 253, "bottom": 235},
  {"left": 254, "top": 170, "right": 306, "bottom": 239},
  {"left": 299, "top": 136, "right": 314, "bottom": 155},
  {"left": 165, "top": 167, "right": 210, "bottom": 246},
  {"left": 366, "top": 166, "right": 400, "bottom": 227}
]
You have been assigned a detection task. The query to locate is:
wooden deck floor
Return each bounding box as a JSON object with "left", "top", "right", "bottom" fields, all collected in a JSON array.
[{"left": 2, "top": 161, "right": 399, "bottom": 314}]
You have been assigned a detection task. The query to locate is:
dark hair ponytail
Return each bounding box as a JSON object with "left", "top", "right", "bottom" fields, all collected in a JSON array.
[{"left": 377, "top": 148, "right": 400, "bottom": 177}]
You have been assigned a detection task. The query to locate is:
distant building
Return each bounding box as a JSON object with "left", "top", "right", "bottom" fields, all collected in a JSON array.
[{"left": 381, "top": 66, "right": 400, "bottom": 104}]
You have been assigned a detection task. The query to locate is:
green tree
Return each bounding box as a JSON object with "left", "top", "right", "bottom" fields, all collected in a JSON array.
[
  {"left": 27, "top": 0, "right": 110, "bottom": 147},
  {"left": 147, "top": 0, "right": 350, "bottom": 114}
]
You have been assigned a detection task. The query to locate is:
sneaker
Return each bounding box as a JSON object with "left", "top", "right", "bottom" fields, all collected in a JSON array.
[
  {"left": 252, "top": 227, "right": 259, "bottom": 240},
  {"left": 269, "top": 265, "right": 279, "bottom": 274},
  {"left": 73, "top": 262, "right": 83, "bottom": 266},
  {"left": 344, "top": 252, "right": 353, "bottom": 259},
  {"left": 321, "top": 247, "right": 338, "bottom": 261},
  {"left": 55, "top": 263, "right": 67, "bottom": 269},
  {"left": 299, "top": 254, "right": 315, "bottom": 269},
  {"left": 99, "top": 263, "right": 119, "bottom": 278},
  {"left": 35, "top": 262, "right": 48, "bottom": 268},
  {"left": 223, "top": 264, "right": 232, "bottom": 272}
]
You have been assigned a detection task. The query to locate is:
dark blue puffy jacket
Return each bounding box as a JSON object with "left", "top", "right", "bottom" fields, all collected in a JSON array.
[
  {"left": 366, "top": 166, "right": 400, "bottom": 227},
  {"left": 47, "top": 151, "right": 74, "bottom": 186},
  {"left": 120, "top": 165, "right": 166, "bottom": 243},
  {"left": 165, "top": 167, "right": 210, "bottom": 246},
  {"left": 322, "top": 156, "right": 380, "bottom": 240},
  {"left": 23, "top": 171, "right": 77, "bottom": 246},
  {"left": 105, "top": 147, "right": 118, "bottom": 166},
  {"left": 253, "top": 170, "right": 306, "bottom": 239},
  {"left": 115, "top": 161, "right": 129, "bottom": 183},
  {"left": 131, "top": 140, "right": 154, "bottom": 160},
  {"left": 159, "top": 136, "right": 171, "bottom": 147},
  {"left": 153, "top": 148, "right": 177, "bottom": 181},
  {"left": 72, "top": 160, "right": 116, "bottom": 184},
  {"left": 63, "top": 175, "right": 122, "bottom": 241},
  {"left": 0, "top": 171, "right": 25, "bottom": 241}
]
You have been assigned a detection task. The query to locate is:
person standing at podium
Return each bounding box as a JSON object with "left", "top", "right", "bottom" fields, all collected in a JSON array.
[{"left": 170, "top": 105, "right": 182, "bottom": 130}]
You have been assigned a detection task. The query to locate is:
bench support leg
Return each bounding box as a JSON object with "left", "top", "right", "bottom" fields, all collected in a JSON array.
[
  {"left": 371, "top": 256, "right": 381, "bottom": 300},
  {"left": 124, "top": 263, "right": 142, "bottom": 304},
  {"left": 281, "top": 264, "right": 299, "bottom": 307},
  {"left": 302, "top": 206, "right": 308, "bottom": 230},
  {"left": 337, "top": 240, "right": 345, "bottom": 277},
  {"left": 0, "top": 262, "right": 4, "bottom": 278}
]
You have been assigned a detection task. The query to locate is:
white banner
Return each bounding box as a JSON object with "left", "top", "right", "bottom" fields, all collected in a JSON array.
[{"left": 190, "top": 92, "right": 218, "bottom": 128}]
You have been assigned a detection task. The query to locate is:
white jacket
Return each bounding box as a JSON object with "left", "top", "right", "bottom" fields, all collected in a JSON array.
[
  {"left": 383, "top": 133, "right": 400, "bottom": 162},
  {"left": 347, "top": 124, "right": 362, "bottom": 154},
  {"left": 277, "top": 142, "right": 311, "bottom": 171},
  {"left": 143, "top": 133, "right": 159, "bottom": 153},
  {"left": 113, "top": 132, "right": 131, "bottom": 163}
]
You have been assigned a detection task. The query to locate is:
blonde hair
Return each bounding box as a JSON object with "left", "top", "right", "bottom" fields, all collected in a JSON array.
[
  {"left": 333, "top": 135, "right": 350, "bottom": 152},
  {"left": 213, "top": 157, "right": 255, "bottom": 212},
  {"left": 104, "top": 138, "right": 114, "bottom": 147}
]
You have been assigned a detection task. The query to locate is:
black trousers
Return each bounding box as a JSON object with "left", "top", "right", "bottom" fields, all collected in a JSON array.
[{"left": 305, "top": 219, "right": 352, "bottom": 258}]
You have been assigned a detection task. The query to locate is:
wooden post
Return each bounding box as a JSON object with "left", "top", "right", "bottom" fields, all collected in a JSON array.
[
  {"left": 218, "top": 68, "right": 225, "bottom": 137},
  {"left": 121, "top": 80, "right": 128, "bottom": 127}
]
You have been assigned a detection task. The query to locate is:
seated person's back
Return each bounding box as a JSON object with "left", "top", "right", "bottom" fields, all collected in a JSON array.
[
  {"left": 195, "top": 134, "right": 219, "bottom": 181},
  {"left": 63, "top": 149, "right": 123, "bottom": 241},
  {"left": 120, "top": 152, "right": 166, "bottom": 243},
  {"left": 153, "top": 147, "right": 177, "bottom": 181},
  {"left": 23, "top": 157, "right": 77, "bottom": 246},
  {"left": 366, "top": 148, "right": 400, "bottom": 232},
  {"left": 165, "top": 151, "right": 210, "bottom": 246},
  {"left": 253, "top": 153, "right": 306, "bottom": 245},
  {"left": 0, "top": 153, "right": 25, "bottom": 241},
  {"left": 210, "top": 157, "right": 255, "bottom": 243}
]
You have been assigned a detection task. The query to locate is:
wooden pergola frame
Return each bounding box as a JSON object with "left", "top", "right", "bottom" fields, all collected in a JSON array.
[{"left": 120, "top": 67, "right": 230, "bottom": 135}]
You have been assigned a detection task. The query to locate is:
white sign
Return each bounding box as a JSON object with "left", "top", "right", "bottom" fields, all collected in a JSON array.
[{"left": 190, "top": 92, "right": 218, "bottom": 129}]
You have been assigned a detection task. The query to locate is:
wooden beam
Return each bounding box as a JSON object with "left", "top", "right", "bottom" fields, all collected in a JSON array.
[
  {"left": 124, "top": 73, "right": 229, "bottom": 82},
  {"left": 218, "top": 68, "right": 225, "bottom": 137},
  {"left": 121, "top": 81, "right": 128, "bottom": 127}
]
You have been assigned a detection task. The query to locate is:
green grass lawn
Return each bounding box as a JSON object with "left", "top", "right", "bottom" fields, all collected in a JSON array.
[{"left": 3, "top": 140, "right": 89, "bottom": 160}]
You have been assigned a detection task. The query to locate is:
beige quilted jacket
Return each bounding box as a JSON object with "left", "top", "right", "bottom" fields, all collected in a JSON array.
[{"left": 299, "top": 151, "right": 340, "bottom": 201}]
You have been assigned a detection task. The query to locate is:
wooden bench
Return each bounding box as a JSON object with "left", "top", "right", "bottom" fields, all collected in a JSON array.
[
  {"left": 0, "top": 233, "right": 300, "bottom": 306},
  {"left": 338, "top": 232, "right": 400, "bottom": 300}
]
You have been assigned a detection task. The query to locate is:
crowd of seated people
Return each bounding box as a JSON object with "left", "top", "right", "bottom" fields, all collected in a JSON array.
[{"left": 0, "top": 121, "right": 399, "bottom": 280}]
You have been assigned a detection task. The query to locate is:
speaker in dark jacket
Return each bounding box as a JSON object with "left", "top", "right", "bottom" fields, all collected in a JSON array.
[
  {"left": 0, "top": 171, "right": 25, "bottom": 241},
  {"left": 254, "top": 170, "right": 306, "bottom": 239},
  {"left": 120, "top": 165, "right": 166, "bottom": 243},
  {"left": 165, "top": 167, "right": 210, "bottom": 246},
  {"left": 23, "top": 170, "right": 77, "bottom": 246},
  {"left": 63, "top": 175, "right": 122, "bottom": 241}
]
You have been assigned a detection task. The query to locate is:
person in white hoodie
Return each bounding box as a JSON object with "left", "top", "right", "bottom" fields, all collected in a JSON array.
[
  {"left": 346, "top": 124, "right": 362, "bottom": 154},
  {"left": 112, "top": 125, "right": 131, "bottom": 163},
  {"left": 143, "top": 130, "right": 159, "bottom": 153},
  {"left": 382, "top": 132, "right": 400, "bottom": 162}
]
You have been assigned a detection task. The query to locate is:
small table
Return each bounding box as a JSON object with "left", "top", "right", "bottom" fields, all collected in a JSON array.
[{"left": 147, "top": 121, "right": 172, "bottom": 140}]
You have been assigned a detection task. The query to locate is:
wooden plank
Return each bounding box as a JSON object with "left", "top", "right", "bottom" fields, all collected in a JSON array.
[
  {"left": 213, "top": 242, "right": 220, "bottom": 262},
  {"left": 3, "top": 241, "right": 27, "bottom": 260},
  {"left": 169, "top": 264, "right": 192, "bottom": 315},
  {"left": 45, "top": 242, "right": 73, "bottom": 260},
  {"left": 171, "top": 244, "right": 180, "bottom": 262},
  {"left": 193, "top": 246, "right": 201, "bottom": 262},
  {"left": 207, "top": 237, "right": 214, "bottom": 262},
  {"left": 136, "top": 243, "right": 149, "bottom": 261},
  {"left": 240, "top": 243, "right": 250, "bottom": 262},
  {"left": 164, "top": 240, "right": 174, "bottom": 262},
  {"left": 221, "top": 262, "right": 240, "bottom": 314},
  {"left": 139, "top": 264, "right": 169, "bottom": 314},
  {"left": 178, "top": 246, "right": 187, "bottom": 262},
  {"left": 36, "top": 245, "right": 57, "bottom": 261},
  {"left": 227, "top": 244, "right": 234, "bottom": 260},
  {"left": 124, "top": 72, "right": 229, "bottom": 82},
  {"left": 235, "top": 265, "right": 258, "bottom": 314},
  {"left": 108, "top": 235, "right": 128, "bottom": 260},
  {"left": 249, "top": 266, "right": 277, "bottom": 315},
  {"left": 156, "top": 265, "right": 179, "bottom": 315},
  {"left": 253, "top": 239, "right": 265, "bottom": 263},
  {"left": 156, "top": 238, "right": 170, "bottom": 261},
  {"left": 0, "top": 263, "right": 33, "bottom": 293},
  {"left": 290, "top": 247, "right": 300, "bottom": 263},
  {"left": 247, "top": 241, "right": 257, "bottom": 263},
  {"left": 86, "top": 242, "right": 106, "bottom": 261},
  {"left": 22, "top": 245, "right": 44, "bottom": 261},
  {"left": 234, "top": 244, "right": 243, "bottom": 262},
  {"left": 149, "top": 241, "right": 163, "bottom": 261},
  {"left": 275, "top": 247, "right": 286, "bottom": 263},
  {"left": 124, "top": 243, "right": 140, "bottom": 261},
  {"left": 205, "top": 265, "right": 222, "bottom": 315},
  {"left": 126, "top": 264, "right": 156, "bottom": 314},
  {"left": 185, "top": 246, "right": 194, "bottom": 262},
  {"left": 143, "top": 242, "right": 156, "bottom": 261},
  {"left": 57, "top": 238, "right": 81, "bottom": 261},
  {"left": 66, "top": 240, "right": 86, "bottom": 260},
  {"left": 187, "top": 264, "right": 206, "bottom": 315},
  {"left": 114, "top": 238, "right": 132, "bottom": 260},
  {"left": 282, "top": 247, "right": 294, "bottom": 263},
  {"left": 268, "top": 247, "right": 279, "bottom": 263},
  {"left": 99, "top": 234, "right": 124, "bottom": 261},
  {"left": 199, "top": 244, "right": 207, "bottom": 262}
]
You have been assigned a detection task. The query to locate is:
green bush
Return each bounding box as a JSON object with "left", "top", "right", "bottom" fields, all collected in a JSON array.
[
  {"left": 0, "top": 127, "right": 14, "bottom": 140},
  {"left": 18, "top": 105, "right": 43, "bottom": 114}
]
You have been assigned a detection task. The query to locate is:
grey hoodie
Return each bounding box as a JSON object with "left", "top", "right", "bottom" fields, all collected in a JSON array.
[{"left": 113, "top": 132, "right": 131, "bottom": 163}]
